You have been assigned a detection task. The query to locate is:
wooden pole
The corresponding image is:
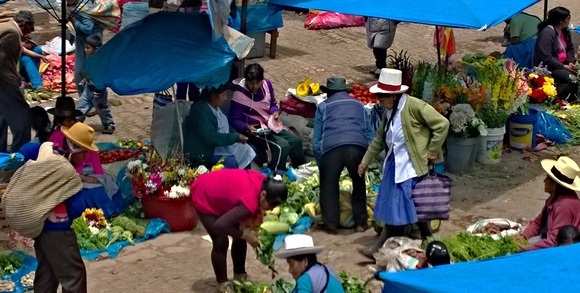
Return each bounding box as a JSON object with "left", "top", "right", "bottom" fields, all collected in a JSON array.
[
  {"left": 435, "top": 26, "right": 442, "bottom": 67},
  {"left": 237, "top": 0, "right": 248, "bottom": 78},
  {"left": 61, "top": 2, "right": 67, "bottom": 97}
]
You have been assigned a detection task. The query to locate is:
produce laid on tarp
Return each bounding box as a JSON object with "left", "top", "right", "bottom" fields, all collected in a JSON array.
[
  {"left": 40, "top": 54, "right": 76, "bottom": 94},
  {"left": 0, "top": 251, "right": 37, "bottom": 293}
]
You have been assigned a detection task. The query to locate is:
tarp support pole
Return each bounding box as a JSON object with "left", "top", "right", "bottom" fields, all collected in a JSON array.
[
  {"left": 61, "top": 2, "right": 67, "bottom": 98},
  {"left": 238, "top": 1, "right": 249, "bottom": 78},
  {"left": 435, "top": 26, "right": 442, "bottom": 67},
  {"left": 543, "top": 0, "right": 548, "bottom": 21}
]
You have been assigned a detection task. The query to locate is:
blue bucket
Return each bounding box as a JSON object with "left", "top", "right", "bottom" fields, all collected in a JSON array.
[{"left": 509, "top": 109, "right": 539, "bottom": 149}]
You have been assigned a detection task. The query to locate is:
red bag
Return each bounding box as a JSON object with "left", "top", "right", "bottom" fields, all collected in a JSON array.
[
  {"left": 304, "top": 11, "right": 365, "bottom": 30},
  {"left": 280, "top": 96, "right": 317, "bottom": 118}
]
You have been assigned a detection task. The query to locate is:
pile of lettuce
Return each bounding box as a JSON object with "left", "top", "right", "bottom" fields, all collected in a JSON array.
[{"left": 72, "top": 215, "right": 149, "bottom": 251}]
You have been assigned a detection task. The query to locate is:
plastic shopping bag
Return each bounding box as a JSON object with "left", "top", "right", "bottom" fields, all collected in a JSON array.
[{"left": 536, "top": 111, "right": 573, "bottom": 144}]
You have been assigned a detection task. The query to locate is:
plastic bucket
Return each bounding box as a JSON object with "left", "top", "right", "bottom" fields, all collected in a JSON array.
[
  {"left": 141, "top": 195, "right": 198, "bottom": 232},
  {"left": 446, "top": 136, "right": 479, "bottom": 174},
  {"left": 509, "top": 109, "right": 539, "bottom": 149},
  {"left": 476, "top": 127, "right": 506, "bottom": 164}
]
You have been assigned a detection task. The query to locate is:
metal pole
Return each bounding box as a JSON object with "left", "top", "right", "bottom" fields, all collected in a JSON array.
[
  {"left": 543, "top": 0, "right": 548, "bottom": 21},
  {"left": 237, "top": 0, "right": 248, "bottom": 78},
  {"left": 435, "top": 26, "right": 442, "bottom": 67},
  {"left": 61, "top": 2, "right": 67, "bottom": 97}
]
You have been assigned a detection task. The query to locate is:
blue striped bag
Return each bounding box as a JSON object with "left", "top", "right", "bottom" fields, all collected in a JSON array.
[{"left": 411, "top": 171, "right": 452, "bottom": 221}]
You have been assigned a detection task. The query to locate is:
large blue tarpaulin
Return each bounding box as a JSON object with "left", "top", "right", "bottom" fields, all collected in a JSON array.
[
  {"left": 379, "top": 243, "right": 580, "bottom": 292},
  {"left": 83, "top": 12, "right": 236, "bottom": 95},
  {"left": 269, "top": 0, "right": 540, "bottom": 30}
]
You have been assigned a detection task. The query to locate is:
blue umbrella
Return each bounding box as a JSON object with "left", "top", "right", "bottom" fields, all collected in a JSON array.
[
  {"left": 269, "top": 0, "right": 540, "bottom": 30},
  {"left": 83, "top": 11, "right": 236, "bottom": 95}
]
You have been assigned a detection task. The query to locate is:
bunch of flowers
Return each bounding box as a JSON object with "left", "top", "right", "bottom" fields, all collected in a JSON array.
[
  {"left": 448, "top": 104, "right": 486, "bottom": 138},
  {"left": 525, "top": 70, "right": 557, "bottom": 104},
  {"left": 82, "top": 208, "right": 109, "bottom": 235},
  {"left": 126, "top": 153, "right": 207, "bottom": 199}
]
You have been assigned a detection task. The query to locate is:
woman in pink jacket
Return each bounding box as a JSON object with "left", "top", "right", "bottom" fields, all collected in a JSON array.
[
  {"left": 522, "top": 156, "right": 580, "bottom": 250},
  {"left": 190, "top": 169, "right": 287, "bottom": 293}
]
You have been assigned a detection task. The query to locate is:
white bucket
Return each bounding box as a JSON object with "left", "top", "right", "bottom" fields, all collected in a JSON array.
[{"left": 476, "top": 127, "right": 506, "bottom": 164}]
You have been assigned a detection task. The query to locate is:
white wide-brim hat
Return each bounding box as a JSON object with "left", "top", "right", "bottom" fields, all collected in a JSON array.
[
  {"left": 370, "top": 68, "right": 409, "bottom": 94},
  {"left": 541, "top": 156, "right": 580, "bottom": 191},
  {"left": 274, "top": 234, "right": 324, "bottom": 259}
]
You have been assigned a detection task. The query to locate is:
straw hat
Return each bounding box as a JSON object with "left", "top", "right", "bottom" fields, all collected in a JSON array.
[
  {"left": 47, "top": 96, "right": 83, "bottom": 117},
  {"left": 274, "top": 234, "right": 324, "bottom": 259},
  {"left": 369, "top": 68, "right": 409, "bottom": 94},
  {"left": 541, "top": 156, "right": 580, "bottom": 191},
  {"left": 61, "top": 122, "right": 99, "bottom": 152}
]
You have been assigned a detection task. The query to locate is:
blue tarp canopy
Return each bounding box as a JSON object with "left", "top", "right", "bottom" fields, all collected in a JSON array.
[
  {"left": 379, "top": 243, "right": 580, "bottom": 292},
  {"left": 83, "top": 12, "right": 236, "bottom": 95},
  {"left": 269, "top": 0, "right": 540, "bottom": 30}
]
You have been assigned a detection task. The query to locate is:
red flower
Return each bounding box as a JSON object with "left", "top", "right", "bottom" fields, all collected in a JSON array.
[
  {"left": 530, "top": 76, "right": 546, "bottom": 88},
  {"left": 529, "top": 88, "right": 547, "bottom": 103}
]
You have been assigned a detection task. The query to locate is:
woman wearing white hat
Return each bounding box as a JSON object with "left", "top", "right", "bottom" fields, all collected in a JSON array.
[
  {"left": 274, "top": 234, "right": 344, "bottom": 293},
  {"left": 357, "top": 68, "right": 449, "bottom": 259},
  {"left": 521, "top": 156, "right": 580, "bottom": 250}
]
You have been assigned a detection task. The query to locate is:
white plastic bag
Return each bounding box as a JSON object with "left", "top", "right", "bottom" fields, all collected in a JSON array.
[
  {"left": 374, "top": 237, "right": 423, "bottom": 272},
  {"left": 466, "top": 218, "right": 522, "bottom": 240},
  {"left": 41, "top": 36, "right": 76, "bottom": 55}
]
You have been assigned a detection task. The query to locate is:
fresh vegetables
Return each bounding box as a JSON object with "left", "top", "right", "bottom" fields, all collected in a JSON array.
[
  {"left": 425, "top": 232, "right": 524, "bottom": 263},
  {"left": 0, "top": 253, "right": 23, "bottom": 277},
  {"left": 115, "top": 139, "right": 149, "bottom": 150},
  {"left": 349, "top": 84, "right": 378, "bottom": 105},
  {"left": 72, "top": 209, "right": 150, "bottom": 250},
  {"left": 99, "top": 149, "right": 142, "bottom": 164},
  {"left": 260, "top": 221, "right": 290, "bottom": 235},
  {"left": 232, "top": 278, "right": 295, "bottom": 293},
  {"left": 254, "top": 229, "right": 278, "bottom": 279},
  {"left": 41, "top": 54, "right": 77, "bottom": 93},
  {"left": 20, "top": 271, "right": 34, "bottom": 288},
  {"left": 339, "top": 271, "right": 370, "bottom": 293}
]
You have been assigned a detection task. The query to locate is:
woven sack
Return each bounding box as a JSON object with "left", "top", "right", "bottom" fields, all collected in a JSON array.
[
  {"left": 2, "top": 144, "right": 82, "bottom": 238},
  {"left": 411, "top": 172, "right": 452, "bottom": 221}
]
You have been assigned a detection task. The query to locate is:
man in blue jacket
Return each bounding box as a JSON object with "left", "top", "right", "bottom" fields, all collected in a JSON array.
[{"left": 313, "top": 77, "right": 374, "bottom": 234}]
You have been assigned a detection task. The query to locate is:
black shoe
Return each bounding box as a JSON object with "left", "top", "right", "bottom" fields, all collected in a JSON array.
[
  {"left": 356, "top": 246, "right": 376, "bottom": 260},
  {"left": 355, "top": 223, "right": 371, "bottom": 233},
  {"left": 102, "top": 125, "right": 115, "bottom": 135}
]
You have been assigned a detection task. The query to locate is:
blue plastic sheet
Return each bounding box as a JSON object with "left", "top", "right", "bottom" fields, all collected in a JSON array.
[
  {"left": 0, "top": 252, "right": 37, "bottom": 293},
  {"left": 80, "top": 218, "right": 170, "bottom": 260},
  {"left": 83, "top": 12, "right": 236, "bottom": 95},
  {"left": 270, "top": 0, "right": 539, "bottom": 30},
  {"left": 536, "top": 111, "right": 573, "bottom": 144},
  {"left": 273, "top": 216, "right": 313, "bottom": 251},
  {"left": 379, "top": 243, "right": 580, "bottom": 292},
  {"left": 0, "top": 153, "right": 24, "bottom": 170},
  {"left": 238, "top": 4, "right": 284, "bottom": 33}
]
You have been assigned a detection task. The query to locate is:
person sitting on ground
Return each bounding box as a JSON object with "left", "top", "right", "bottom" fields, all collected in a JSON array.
[
  {"left": 191, "top": 169, "right": 288, "bottom": 293},
  {"left": 15, "top": 11, "right": 51, "bottom": 95},
  {"left": 503, "top": 12, "right": 541, "bottom": 69},
  {"left": 416, "top": 240, "right": 451, "bottom": 269},
  {"left": 61, "top": 122, "right": 126, "bottom": 217},
  {"left": 556, "top": 225, "right": 579, "bottom": 246},
  {"left": 313, "top": 77, "right": 374, "bottom": 234},
  {"left": 30, "top": 106, "right": 52, "bottom": 143},
  {"left": 533, "top": 6, "right": 578, "bottom": 100},
  {"left": 183, "top": 84, "right": 255, "bottom": 169},
  {"left": 48, "top": 96, "right": 82, "bottom": 152},
  {"left": 274, "top": 234, "right": 345, "bottom": 293},
  {"left": 521, "top": 156, "right": 580, "bottom": 250},
  {"left": 229, "top": 63, "right": 305, "bottom": 171},
  {"left": 77, "top": 34, "right": 116, "bottom": 134}
]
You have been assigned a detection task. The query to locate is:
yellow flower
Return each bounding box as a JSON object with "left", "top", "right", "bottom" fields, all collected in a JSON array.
[
  {"left": 211, "top": 164, "right": 224, "bottom": 171},
  {"left": 544, "top": 77, "right": 554, "bottom": 85},
  {"left": 529, "top": 73, "right": 537, "bottom": 79},
  {"left": 527, "top": 88, "right": 532, "bottom": 95},
  {"left": 543, "top": 84, "right": 557, "bottom": 98}
]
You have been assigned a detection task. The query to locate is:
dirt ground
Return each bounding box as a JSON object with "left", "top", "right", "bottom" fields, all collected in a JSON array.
[{"left": 3, "top": 0, "right": 580, "bottom": 292}]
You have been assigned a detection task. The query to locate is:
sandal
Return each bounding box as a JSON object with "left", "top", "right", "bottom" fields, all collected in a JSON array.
[{"left": 216, "top": 282, "right": 235, "bottom": 293}]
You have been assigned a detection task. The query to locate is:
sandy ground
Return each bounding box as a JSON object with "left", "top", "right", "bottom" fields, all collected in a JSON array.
[{"left": 2, "top": 0, "right": 580, "bottom": 291}]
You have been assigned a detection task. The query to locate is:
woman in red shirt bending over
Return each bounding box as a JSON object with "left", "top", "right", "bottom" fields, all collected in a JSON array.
[{"left": 191, "top": 169, "right": 288, "bottom": 293}]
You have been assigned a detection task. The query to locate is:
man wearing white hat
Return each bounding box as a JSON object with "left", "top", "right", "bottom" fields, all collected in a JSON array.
[
  {"left": 521, "top": 156, "right": 580, "bottom": 250},
  {"left": 357, "top": 68, "right": 449, "bottom": 259},
  {"left": 274, "top": 234, "right": 344, "bottom": 292}
]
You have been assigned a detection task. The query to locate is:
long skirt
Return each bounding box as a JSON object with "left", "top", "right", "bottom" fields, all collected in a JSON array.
[{"left": 374, "top": 153, "right": 418, "bottom": 226}]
